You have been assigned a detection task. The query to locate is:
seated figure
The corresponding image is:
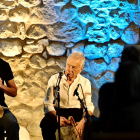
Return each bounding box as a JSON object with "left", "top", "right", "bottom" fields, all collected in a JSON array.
[
  {"left": 40, "top": 52, "right": 94, "bottom": 140},
  {"left": 99, "top": 45, "right": 140, "bottom": 132},
  {"left": 0, "top": 58, "right": 19, "bottom": 140}
]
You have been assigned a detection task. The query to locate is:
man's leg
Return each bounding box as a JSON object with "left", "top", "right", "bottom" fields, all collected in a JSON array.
[
  {"left": 0, "top": 109, "right": 19, "bottom": 140},
  {"left": 40, "top": 113, "right": 57, "bottom": 140}
]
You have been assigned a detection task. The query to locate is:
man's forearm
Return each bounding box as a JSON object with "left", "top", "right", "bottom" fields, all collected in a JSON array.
[
  {"left": 83, "top": 110, "right": 92, "bottom": 118},
  {"left": 88, "top": 110, "right": 93, "bottom": 116},
  {"left": 0, "top": 79, "right": 17, "bottom": 97},
  {"left": 47, "top": 111, "right": 57, "bottom": 117},
  {"left": 81, "top": 110, "right": 92, "bottom": 124},
  {"left": 0, "top": 84, "right": 17, "bottom": 97}
]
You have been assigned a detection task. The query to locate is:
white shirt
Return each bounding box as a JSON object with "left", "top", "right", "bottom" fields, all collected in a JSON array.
[{"left": 44, "top": 73, "right": 94, "bottom": 114}]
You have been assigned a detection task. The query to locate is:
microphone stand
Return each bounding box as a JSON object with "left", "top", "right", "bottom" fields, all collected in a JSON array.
[
  {"left": 53, "top": 72, "right": 63, "bottom": 140},
  {"left": 74, "top": 91, "right": 90, "bottom": 140}
]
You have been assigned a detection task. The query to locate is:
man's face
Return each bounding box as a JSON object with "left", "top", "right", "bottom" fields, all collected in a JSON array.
[{"left": 65, "top": 57, "right": 84, "bottom": 79}]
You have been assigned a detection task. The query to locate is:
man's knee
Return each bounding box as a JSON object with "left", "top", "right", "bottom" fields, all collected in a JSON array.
[
  {"left": 40, "top": 113, "right": 57, "bottom": 129},
  {"left": 7, "top": 119, "right": 19, "bottom": 131}
]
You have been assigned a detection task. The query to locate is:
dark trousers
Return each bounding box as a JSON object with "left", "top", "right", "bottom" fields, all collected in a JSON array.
[
  {"left": 0, "top": 109, "right": 19, "bottom": 140},
  {"left": 40, "top": 108, "right": 83, "bottom": 140}
]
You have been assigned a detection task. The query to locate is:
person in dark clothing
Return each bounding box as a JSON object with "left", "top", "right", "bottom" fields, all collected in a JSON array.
[
  {"left": 0, "top": 58, "right": 19, "bottom": 140},
  {"left": 108, "top": 61, "right": 140, "bottom": 131},
  {"left": 99, "top": 45, "right": 140, "bottom": 132}
]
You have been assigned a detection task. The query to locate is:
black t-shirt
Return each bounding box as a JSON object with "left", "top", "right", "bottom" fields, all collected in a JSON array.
[{"left": 0, "top": 58, "right": 14, "bottom": 107}]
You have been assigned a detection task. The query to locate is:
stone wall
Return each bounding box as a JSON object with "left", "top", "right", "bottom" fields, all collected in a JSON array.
[{"left": 0, "top": 0, "right": 140, "bottom": 139}]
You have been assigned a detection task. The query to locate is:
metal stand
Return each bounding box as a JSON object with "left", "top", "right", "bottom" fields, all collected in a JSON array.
[
  {"left": 53, "top": 72, "right": 63, "bottom": 140},
  {"left": 74, "top": 90, "right": 90, "bottom": 140}
]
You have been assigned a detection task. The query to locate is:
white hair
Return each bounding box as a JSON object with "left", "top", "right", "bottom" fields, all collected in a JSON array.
[{"left": 68, "top": 52, "right": 85, "bottom": 67}]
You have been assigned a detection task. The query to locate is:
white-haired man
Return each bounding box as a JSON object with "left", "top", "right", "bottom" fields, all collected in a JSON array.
[{"left": 40, "top": 52, "right": 94, "bottom": 140}]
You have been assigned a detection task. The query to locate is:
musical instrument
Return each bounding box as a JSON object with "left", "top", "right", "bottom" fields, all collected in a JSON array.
[
  {"left": 68, "top": 116, "right": 83, "bottom": 140},
  {"left": 0, "top": 105, "right": 8, "bottom": 118}
]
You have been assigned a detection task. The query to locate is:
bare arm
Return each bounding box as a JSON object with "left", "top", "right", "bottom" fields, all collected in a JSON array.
[
  {"left": 75, "top": 110, "right": 92, "bottom": 137},
  {"left": 0, "top": 78, "right": 17, "bottom": 97},
  {"left": 48, "top": 111, "right": 70, "bottom": 126}
]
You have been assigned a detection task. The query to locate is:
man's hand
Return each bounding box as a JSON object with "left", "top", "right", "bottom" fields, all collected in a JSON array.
[
  {"left": 0, "top": 78, "right": 3, "bottom": 88},
  {"left": 74, "top": 118, "right": 86, "bottom": 137},
  {"left": 57, "top": 116, "right": 70, "bottom": 126}
]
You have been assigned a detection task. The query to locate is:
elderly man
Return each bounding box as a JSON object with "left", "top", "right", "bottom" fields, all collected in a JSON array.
[
  {"left": 0, "top": 58, "right": 19, "bottom": 140},
  {"left": 40, "top": 52, "right": 94, "bottom": 140}
]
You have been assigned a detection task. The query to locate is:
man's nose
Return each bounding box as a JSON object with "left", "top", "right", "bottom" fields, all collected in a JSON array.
[{"left": 68, "top": 66, "right": 73, "bottom": 71}]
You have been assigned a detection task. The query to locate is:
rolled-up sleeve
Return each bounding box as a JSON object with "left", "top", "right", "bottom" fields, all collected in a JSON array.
[
  {"left": 84, "top": 79, "right": 95, "bottom": 114},
  {"left": 44, "top": 76, "right": 56, "bottom": 114}
]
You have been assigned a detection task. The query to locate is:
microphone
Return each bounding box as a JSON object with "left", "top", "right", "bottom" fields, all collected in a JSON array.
[
  {"left": 53, "top": 71, "right": 64, "bottom": 104},
  {"left": 73, "top": 84, "right": 80, "bottom": 96},
  {"left": 58, "top": 71, "right": 63, "bottom": 78}
]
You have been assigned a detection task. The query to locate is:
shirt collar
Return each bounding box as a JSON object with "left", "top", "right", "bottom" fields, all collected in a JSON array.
[{"left": 63, "top": 72, "right": 80, "bottom": 82}]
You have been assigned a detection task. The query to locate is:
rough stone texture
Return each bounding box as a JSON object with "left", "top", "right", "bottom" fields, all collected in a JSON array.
[
  {"left": 47, "top": 42, "right": 66, "bottom": 56},
  {"left": 52, "top": 0, "right": 69, "bottom": 6},
  {"left": 109, "top": 9, "right": 130, "bottom": 29},
  {"left": 0, "top": 10, "right": 7, "bottom": 21},
  {"left": 0, "top": 0, "right": 16, "bottom": 9},
  {"left": 18, "top": 0, "right": 41, "bottom": 8},
  {"left": 60, "top": 3, "right": 76, "bottom": 23},
  {"left": 109, "top": 25, "right": 122, "bottom": 40},
  {"left": 119, "top": 0, "right": 138, "bottom": 10},
  {"left": 23, "top": 43, "right": 44, "bottom": 54},
  {"left": 46, "top": 19, "right": 84, "bottom": 42},
  {"left": 19, "top": 126, "right": 30, "bottom": 140},
  {"left": 107, "top": 58, "right": 121, "bottom": 71},
  {"left": 26, "top": 39, "right": 35, "bottom": 44},
  {"left": 94, "top": 76, "right": 107, "bottom": 90},
  {"left": 46, "top": 58, "right": 56, "bottom": 66},
  {"left": 55, "top": 57, "right": 67, "bottom": 70},
  {"left": 86, "top": 23, "right": 110, "bottom": 43},
  {"left": 27, "top": 24, "right": 47, "bottom": 39},
  {"left": 103, "top": 54, "right": 111, "bottom": 64},
  {"left": 133, "top": 12, "right": 140, "bottom": 25},
  {"left": 78, "top": 6, "right": 95, "bottom": 24},
  {"left": 17, "top": 86, "right": 45, "bottom": 108},
  {"left": 0, "top": 0, "right": 140, "bottom": 139},
  {"left": 9, "top": 6, "right": 29, "bottom": 22},
  {"left": 14, "top": 72, "right": 24, "bottom": 86},
  {"left": 84, "top": 44, "right": 107, "bottom": 60},
  {"left": 72, "top": 0, "right": 90, "bottom": 7},
  {"left": 121, "top": 22, "right": 140, "bottom": 44},
  {"left": 0, "top": 39, "right": 22, "bottom": 57},
  {"left": 107, "top": 40, "right": 125, "bottom": 59},
  {"left": 42, "top": 51, "right": 47, "bottom": 59},
  {"left": 98, "top": 0, "right": 119, "bottom": 9},
  {"left": 90, "top": 0, "right": 102, "bottom": 9},
  {"left": 17, "top": 23, "right": 26, "bottom": 40},
  {"left": 6, "top": 57, "right": 29, "bottom": 72},
  {"left": 13, "top": 106, "right": 33, "bottom": 126},
  {"left": 38, "top": 39, "right": 49, "bottom": 46},
  {"left": 29, "top": 5, "right": 59, "bottom": 25},
  {"left": 0, "top": 21, "right": 18, "bottom": 38},
  {"left": 29, "top": 55, "right": 47, "bottom": 69},
  {"left": 27, "top": 122, "right": 42, "bottom": 136},
  {"left": 65, "top": 42, "right": 75, "bottom": 48},
  {"left": 72, "top": 41, "right": 85, "bottom": 53}
]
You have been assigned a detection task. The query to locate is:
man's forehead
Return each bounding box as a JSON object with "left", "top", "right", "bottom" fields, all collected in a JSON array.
[{"left": 66, "top": 58, "right": 81, "bottom": 65}]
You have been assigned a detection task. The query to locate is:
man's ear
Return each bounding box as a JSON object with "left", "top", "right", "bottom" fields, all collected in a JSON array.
[{"left": 80, "top": 66, "right": 84, "bottom": 72}]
